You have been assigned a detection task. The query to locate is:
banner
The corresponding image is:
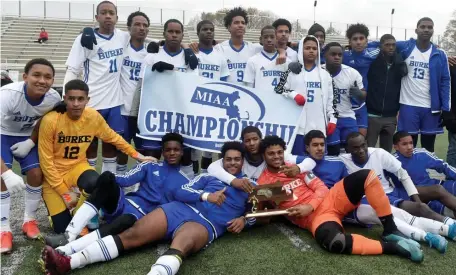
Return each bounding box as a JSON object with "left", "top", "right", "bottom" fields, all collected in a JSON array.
[{"left": 137, "top": 70, "right": 302, "bottom": 153}]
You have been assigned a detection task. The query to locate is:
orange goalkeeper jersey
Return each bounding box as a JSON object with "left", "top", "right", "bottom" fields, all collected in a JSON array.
[
  {"left": 38, "top": 108, "right": 139, "bottom": 195},
  {"left": 257, "top": 167, "right": 329, "bottom": 213}
]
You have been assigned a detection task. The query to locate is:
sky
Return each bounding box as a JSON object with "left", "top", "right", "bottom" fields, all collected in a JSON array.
[{"left": 1, "top": 0, "right": 455, "bottom": 38}]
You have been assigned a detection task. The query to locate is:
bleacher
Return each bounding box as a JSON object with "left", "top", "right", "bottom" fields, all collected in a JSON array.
[{"left": 0, "top": 17, "right": 346, "bottom": 87}]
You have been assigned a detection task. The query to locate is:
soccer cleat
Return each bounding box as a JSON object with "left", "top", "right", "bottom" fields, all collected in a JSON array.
[
  {"left": 395, "top": 239, "right": 424, "bottom": 263},
  {"left": 447, "top": 223, "right": 456, "bottom": 241},
  {"left": 382, "top": 231, "right": 421, "bottom": 249},
  {"left": 0, "top": 231, "right": 13, "bottom": 254},
  {"left": 45, "top": 232, "right": 69, "bottom": 248},
  {"left": 80, "top": 227, "right": 89, "bottom": 236},
  {"left": 87, "top": 215, "right": 99, "bottom": 230},
  {"left": 424, "top": 232, "right": 447, "bottom": 254},
  {"left": 42, "top": 245, "right": 71, "bottom": 275},
  {"left": 22, "top": 220, "right": 41, "bottom": 239}
]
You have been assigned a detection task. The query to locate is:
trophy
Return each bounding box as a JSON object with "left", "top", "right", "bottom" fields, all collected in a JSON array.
[{"left": 245, "top": 181, "right": 292, "bottom": 218}]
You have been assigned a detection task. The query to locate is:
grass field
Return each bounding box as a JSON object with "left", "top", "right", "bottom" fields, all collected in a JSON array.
[{"left": 1, "top": 133, "right": 454, "bottom": 275}]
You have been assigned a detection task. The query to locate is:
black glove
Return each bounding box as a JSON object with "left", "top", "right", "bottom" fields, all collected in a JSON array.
[
  {"left": 147, "top": 42, "right": 160, "bottom": 53},
  {"left": 152, "top": 61, "right": 174, "bottom": 72},
  {"left": 80, "top": 27, "right": 97, "bottom": 50},
  {"left": 288, "top": 62, "right": 302, "bottom": 74},
  {"left": 349, "top": 81, "right": 364, "bottom": 101},
  {"left": 184, "top": 48, "right": 198, "bottom": 70},
  {"left": 52, "top": 101, "right": 67, "bottom": 114}
]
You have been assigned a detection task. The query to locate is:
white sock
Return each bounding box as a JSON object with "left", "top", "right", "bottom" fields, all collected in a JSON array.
[
  {"left": 148, "top": 255, "right": 182, "bottom": 275},
  {"left": 116, "top": 164, "right": 128, "bottom": 175},
  {"left": 70, "top": 235, "right": 119, "bottom": 269},
  {"left": 408, "top": 215, "right": 447, "bottom": 236},
  {"left": 1, "top": 191, "right": 11, "bottom": 232},
  {"left": 23, "top": 184, "right": 42, "bottom": 222},
  {"left": 102, "top": 157, "right": 117, "bottom": 173},
  {"left": 66, "top": 202, "right": 98, "bottom": 241},
  {"left": 59, "top": 230, "right": 101, "bottom": 256},
  {"left": 181, "top": 164, "right": 195, "bottom": 179},
  {"left": 87, "top": 158, "right": 97, "bottom": 167},
  {"left": 394, "top": 217, "right": 426, "bottom": 241},
  {"left": 443, "top": 217, "right": 456, "bottom": 225}
]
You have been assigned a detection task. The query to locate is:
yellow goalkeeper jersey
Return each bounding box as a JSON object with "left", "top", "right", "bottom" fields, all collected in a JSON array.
[{"left": 38, "top": 107, "right": 138, "bottom": 195}]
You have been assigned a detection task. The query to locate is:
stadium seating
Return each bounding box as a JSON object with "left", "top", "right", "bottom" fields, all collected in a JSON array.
[{"left": 0, "top": 16, "right": 346, "bottom": 87}]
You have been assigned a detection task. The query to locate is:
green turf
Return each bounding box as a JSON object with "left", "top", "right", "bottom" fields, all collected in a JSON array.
[{"left": 1, "top": 133, "right": 454, "bottom": 275}]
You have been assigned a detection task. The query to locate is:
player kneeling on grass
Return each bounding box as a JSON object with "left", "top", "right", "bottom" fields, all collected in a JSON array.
[
  {"left": 1, "top": 58, "right": 61, "bottom": 254},
  {"left": 38, "top": 79, "right": 153, "bottom": 234},
  {"left": 42, "top": 141, "right": 254, "bottom": 275},
  {"left": 44, "top": 132, "right": 188, "bottom": 254},
  {"left": 257, "top": 135, "right": 423, "bottom": 262}
]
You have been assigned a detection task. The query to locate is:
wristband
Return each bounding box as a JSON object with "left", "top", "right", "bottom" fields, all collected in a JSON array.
[{"left": 201, "top": 192, "right": 210, "bottom": 201}]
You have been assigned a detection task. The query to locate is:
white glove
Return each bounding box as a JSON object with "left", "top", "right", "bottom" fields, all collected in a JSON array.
[
  {"left": 1, "top": 169, "right": 26, "bottom": 194},
  {"left": 297, "top": 158, "right": 317, "bottom": 173},
  {"left": 10, "top": 139, "right": 35, "bottom": 158}
]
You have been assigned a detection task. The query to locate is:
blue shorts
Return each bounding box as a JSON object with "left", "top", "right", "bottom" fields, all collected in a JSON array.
[
  {"left": 141, "top": 139, "right": 162, "bottom": 150},
  {"left": 102, "top": 187, "right": 151, "bottom": 223},
  {"left": 97, "top": 106, "right": 123, "bottom": 133},
  {"left": 1, "top": 134, "right": 39, "bottom": 175},
  {"left": 327, "top": 117, "right": 358, "bottom": 145},
  {"left": 424, "top": 180, "right": 456, "bottom": 215},
  {"left": 397, "top": 104, "right": 443, "bottom": 135},
  {"left": 291, "top": 134, "right": 305, "bottom": 155},
  {"left": 121, "top": 115, "right": 142, "bottom": 148},
  {"left": 354, "top": 105, "right": 368, "bottom": 129},
  {"left": 159, "top": 201, "right": 216, "bottom": 244}
]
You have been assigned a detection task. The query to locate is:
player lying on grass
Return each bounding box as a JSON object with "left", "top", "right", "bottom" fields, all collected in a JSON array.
[
  {"left": 303, "top": 130, "right": 454, "bottom": 253},
  {"left": 42, "top": 141, "right": 254, "bottom": 275},
  {"left": 340, "top": 132, "right": 456, "bottom": 227},
  {"left": 1, "top": 58, "right": 61, "bottom": 253},
  {"left": 393, "top": 131, "right": 456, "bottom": 218},
  {"left": 38, "top": 79, "right": 153, "bottom": 234},
  {"left": 44, "top": 132, "right": 188, "bottom": 254},
  {"left": 257, "top": 135, "right": 423, "bottom": 262},
  {"left": 207, "top": 126, "right": 315, "bottom": 191}
]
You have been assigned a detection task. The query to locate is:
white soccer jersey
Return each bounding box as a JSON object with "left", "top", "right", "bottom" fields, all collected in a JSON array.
[
  {"left": 284, "top": 66, "right": 333, "bottom": 135},
  {"left": 214, "top": 40, "right": 262, "bottom": 84},
  {"left": 139, "top": 47, "right": 199, "bottom": 79},
  {"left": 339, "top": 148, "right": 402, "bottom": 194},
  {"left": 286, "top": 47, "right": 298, "bottom": 62},
  {"left": 244, "top": 51, "right": 289, "bottom": 93},
  {"left": 400, "top": 45, "right": 432, "bottom": 108},
  {"left": 0, "top": 82, "right": 61, "bottom": 136},
  {"left": 196, "top": 48, "right": 230, "bottom": 80},
  {"left": 323, "top": 64, "right": 364, "bottom": 119},
  {"left": 120, "top": 42, "right": 148, "bottom": 116},
  {"left": 66, "top": 28, "right": 129, "bottom": 110}
]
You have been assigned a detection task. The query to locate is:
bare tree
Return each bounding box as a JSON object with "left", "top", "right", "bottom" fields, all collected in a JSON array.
[{"left": 441, "top": 10, "right": 456, "bottom": 54}]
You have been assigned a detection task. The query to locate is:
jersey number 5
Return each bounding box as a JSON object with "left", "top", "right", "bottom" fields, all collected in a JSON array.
[
  {"left": 63, "top": 146, "right": 80, "bottom": 159},
  {"left": 307, "top": 90, "right": 315, "bottom": 102}
]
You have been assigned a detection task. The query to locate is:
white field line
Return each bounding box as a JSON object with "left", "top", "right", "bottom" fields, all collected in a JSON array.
[{"left": 274, "top": 223, "right": 312, "bottom": 252}]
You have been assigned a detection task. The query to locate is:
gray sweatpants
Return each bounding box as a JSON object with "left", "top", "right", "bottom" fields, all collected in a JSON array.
[{"left": 366, "top": 116, "right": 397, "bottom": 152}]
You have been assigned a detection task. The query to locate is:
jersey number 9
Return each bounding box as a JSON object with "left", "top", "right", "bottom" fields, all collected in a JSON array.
[{"left": 237, "top": 70, "right": 244, "bottom": 82}]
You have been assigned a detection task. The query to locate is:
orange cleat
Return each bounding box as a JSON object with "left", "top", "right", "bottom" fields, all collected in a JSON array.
[
  {"left": 80, "top": 227, "right": 89, "bottom": 237},
  {"left": 1, "top": 231, "right": 13, "bottom": 254},
  {"left": 23, "top": 220, "right": 41, "bottom": 240}
]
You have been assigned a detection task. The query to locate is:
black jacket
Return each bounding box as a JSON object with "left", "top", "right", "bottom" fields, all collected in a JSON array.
[
  {"left": 366, "top": 52, "right": 407, "bottom": 117},
  {"left": 444, "top": 65, "right": 456, "bottom": 132}
]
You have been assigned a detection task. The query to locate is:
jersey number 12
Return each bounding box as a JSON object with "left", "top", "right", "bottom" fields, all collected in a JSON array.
[{"left": 63, "top": 146, "right": 80, "bottom": 159}]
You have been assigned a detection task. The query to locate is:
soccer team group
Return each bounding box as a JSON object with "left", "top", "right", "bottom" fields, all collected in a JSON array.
[{"left": 2, "top": 0, "right": 456, "bottom": 274}]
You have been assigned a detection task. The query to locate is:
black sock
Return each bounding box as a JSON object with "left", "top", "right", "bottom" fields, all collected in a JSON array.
[
  {"left": 421, "top": 134, "right": 436, "bottom": 152},
  {"left": 327, "top": 144, "right": 340, "bottom": 156},
  {"left": 201, "top": 157, "right": 212, "bottom": 170},
  {"left": 381, "top": 241, "right": 400, "bottom": 255},
  {"left": 379, "top": 214, "right": 398, "bottom": 235},
  {"left": 113, "top": 234, "right": 124, "bottom": 254},
  {"left": 411, "top": 134, "right": 418, "bottom": 147}
]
